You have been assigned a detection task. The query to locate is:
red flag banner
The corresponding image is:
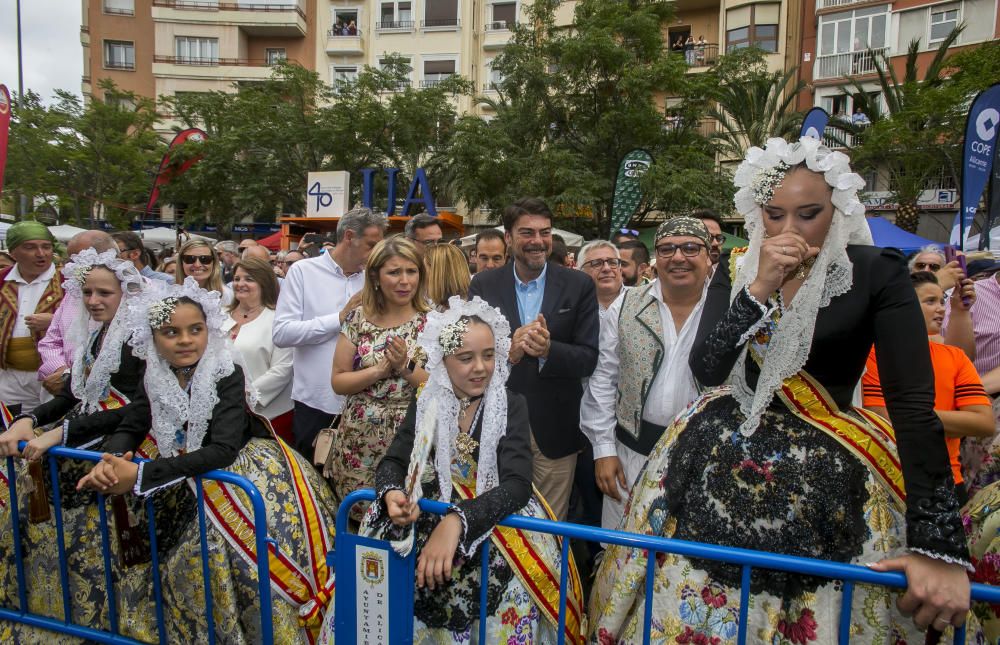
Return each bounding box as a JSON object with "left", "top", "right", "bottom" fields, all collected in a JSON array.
[
  {"left": 144, "top": 127, "right": 207, "bottom": 217},
  {"left": 0, "top": 85, "right": 11, "bottom": 201}
]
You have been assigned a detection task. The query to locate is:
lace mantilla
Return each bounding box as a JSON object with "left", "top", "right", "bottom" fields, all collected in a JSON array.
[
  {"left": 126, "top": 278, "right": 252, "bottom": 458},
  {"left": 63, "top": 249, "right": 147, "bottom": 413},
  {"left": 396, "top": 296, "right": 512, "bottom": 556},
  {"left": 729, "top": 137, "right": 872, "bottom": 437}
]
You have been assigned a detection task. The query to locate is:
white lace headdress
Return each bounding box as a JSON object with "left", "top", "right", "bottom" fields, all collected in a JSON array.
[
  {"left": 61, "top": 249, "right": 145, "bottom": 413},
  {"left": 400, "top": 296, "right": 511, "bottom": 551},
  {"left": 730, "top": 136, "right": 871, "bottom": 436},
  {"left": 127, "top": 277, "right": 250, "bottom": 458}
]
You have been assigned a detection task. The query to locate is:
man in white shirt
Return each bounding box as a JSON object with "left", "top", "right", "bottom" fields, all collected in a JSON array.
[
  {"left": 580, "top": 217, "right": 713, "bottom": 530},
  {"left": 273, "top": 207, "right": 387, "bottom": 456}
]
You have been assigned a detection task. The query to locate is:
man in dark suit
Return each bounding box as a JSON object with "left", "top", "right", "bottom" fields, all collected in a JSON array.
[{"left": 468, "top": 197, "right": 599, "bottom": 520}]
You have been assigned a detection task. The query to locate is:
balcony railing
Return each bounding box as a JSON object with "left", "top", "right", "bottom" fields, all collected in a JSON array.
[
  {"left": 376, "top": 19, "right": 414, "bottom": 30},
  {"left": 420, "top": 75, "right": 455, "bottom": 88},
  {"left": 485, "top": 20, "right": 516, "bottom": 31},
  {"left": 151, "top": 0, "right": 305, "bottom": 19},
  {"left": 154, "top": 55, "right": 294, "bottom": 67},
  {"left": 103, "top": 6, "right": 135, "bottom": 16},
  {"left": 818, "top": 0, "right": 870, "bottom": 9},
  {"left": 675, "top": 43, "right": 719, "bottom": 67},
  {"left": 815, "top": 47, "right": 888, "bottom": 80},
  {"left": 327, "top": 28, "right": 360, "bottom": 37},
  {"left": 422, "top": 18, "right": 460, "bottom": 28},
  {"left": 104, "top": 60, "right": 135, "bottom": 70}
]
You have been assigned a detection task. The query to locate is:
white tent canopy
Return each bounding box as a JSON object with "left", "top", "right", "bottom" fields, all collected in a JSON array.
[
  {"left": 965, "top": 229, "right": 1000, "bottom": 258},
  {"left": 458, "top": 226, "right": 585, "bottom": 248},
  {"left": 48, "top": 224, "right": 89, "bottom": 243},
  {"left": 135, "top": 227, "right": 215, "bottom": 250}
]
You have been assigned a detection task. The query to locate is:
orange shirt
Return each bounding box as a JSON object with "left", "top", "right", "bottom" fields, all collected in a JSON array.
[{"left": 863, "top": 341, "right": 990, "bottom": 485}]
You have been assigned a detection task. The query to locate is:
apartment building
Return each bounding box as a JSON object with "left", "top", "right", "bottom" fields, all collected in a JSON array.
[
  {"left": 794, "top": 0, "right": 999, "bottom": 229},
  {"left": 82, "top": 0, "right": 318, "bottom": 121}
]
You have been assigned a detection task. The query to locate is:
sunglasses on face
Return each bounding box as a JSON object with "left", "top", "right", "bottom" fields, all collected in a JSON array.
[
  {"left": 582, "top": 258, "right": 623, "bottom": 269},
  {"left": 913, "top": 262, "right": 941, "bottom": 272},
  {"left": 655, "top": 242, "right": 707, "bottom": 258},
  {"left": 182, "top": 254, "right": 215, "bottom": 265}
]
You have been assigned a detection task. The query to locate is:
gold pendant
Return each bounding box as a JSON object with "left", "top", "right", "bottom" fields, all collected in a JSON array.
[
  {"left": 454, "top": 431, "right": 478, "bottom": 464},
  {"left": 796, "top": 256, "right": 817, "bottom": 281}
]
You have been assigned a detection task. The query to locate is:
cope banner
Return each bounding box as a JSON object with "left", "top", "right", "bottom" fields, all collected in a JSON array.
[{"left": 959, "top": 83, "right": 1000, "bottom": 250}]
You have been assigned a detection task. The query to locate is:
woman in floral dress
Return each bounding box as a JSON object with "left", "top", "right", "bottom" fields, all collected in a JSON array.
[{"left": 328, "top": 236, "right": 429, "bottom": 521}]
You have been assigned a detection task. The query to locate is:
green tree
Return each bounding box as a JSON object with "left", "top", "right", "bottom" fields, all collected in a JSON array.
[
  {"left": 162, "top": 59, "right": 471, "bottom": 233},
  {"left": 706, "top": 48, "right": 805, "bottom": 160},
  {"left": 445, "top": 0, "right": 727, "bottom": 237},
  {"left": 4, "top": 82, "right": 164, "bottom": 228}
]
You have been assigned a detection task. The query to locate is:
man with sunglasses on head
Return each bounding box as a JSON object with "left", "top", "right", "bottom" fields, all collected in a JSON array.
[
  {"left": 581, "top": 217, "right": 712, "bottom": 531},
  {"left": 611, "top": 228, "right": 640, "bottom": 246}
]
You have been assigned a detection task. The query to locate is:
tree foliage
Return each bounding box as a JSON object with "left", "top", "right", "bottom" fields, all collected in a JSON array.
[
  {"left": 4, "top": 81, "right": 164, "bottom": 229},
  {"left": 160, "top": 59, "right": 471, "bottom": 234},
  {"left": 445, "top": 0, "right": 730, "bottom": 237}
]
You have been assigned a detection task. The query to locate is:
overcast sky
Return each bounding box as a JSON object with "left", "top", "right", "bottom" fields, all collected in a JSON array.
[{"left": 0, "top": 0, "right": 83, "bottom": 103}]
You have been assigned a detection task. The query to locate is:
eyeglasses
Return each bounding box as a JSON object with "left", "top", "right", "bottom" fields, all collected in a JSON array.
[
  {"left": 709, "top": 234, "right": 727, "bottom": 244},
  {"left": 582, "top": 258, "right": 623, "bottom": 269},
  {"left": 182, "top": 254, "right": 215, "bottom": 265},
  {"left": 655, "top": 242, "right": 707, "bottom": 258},
  {"left": 913, "top": 262, "right": 941, "bottom": 272}
]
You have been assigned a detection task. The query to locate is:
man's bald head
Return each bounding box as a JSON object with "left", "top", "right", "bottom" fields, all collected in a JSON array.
[
  {"left": 67, "top": 230, "right": 116, "bottom": 256},
  {"left": 242, "top": 245, "right": 271, "bottom": 262}
]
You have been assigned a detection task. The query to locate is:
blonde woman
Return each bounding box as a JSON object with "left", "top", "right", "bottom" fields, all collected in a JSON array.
[
  {"left": 424, "top": 243, "right": 471, "bottom": 309},
  {"left": 329, "top": 236, "right": 430, "bottom": 519},
  {"left": 174, "top": 239, "right": 231, "bottom": 304}
]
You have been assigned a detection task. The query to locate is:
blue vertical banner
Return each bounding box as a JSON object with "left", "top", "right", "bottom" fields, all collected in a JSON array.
[
  {"left": 959, "top": 83, "right": 1000, "bottom": 250},
  {"left": 800, "top": 107, "right": 830, "bottom": 141}
]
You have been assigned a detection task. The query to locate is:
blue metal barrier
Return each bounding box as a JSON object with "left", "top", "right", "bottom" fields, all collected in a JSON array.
[
  {"left": 334, "top": 488, "right": 1000, "bottom": 645},
  {"left": 0, "top": 443, "right": 275, "bottom": 644}
]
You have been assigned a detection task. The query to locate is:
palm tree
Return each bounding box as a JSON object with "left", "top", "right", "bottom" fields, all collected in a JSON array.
[
  {"left": 708, "top": 63, "right": 805, "bottom": 160},
  {"left": 838, "top": 28, "right": 963, "bottom": 232}
]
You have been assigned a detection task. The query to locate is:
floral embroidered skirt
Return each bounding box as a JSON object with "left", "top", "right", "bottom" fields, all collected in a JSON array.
[
  {"left": 961, "top": 480, "right": 1000, "bottom": 642},
  {"left": 0, "top": 453, "right": 154, "bottom": 643},
  {"left": 110, "top": 438, "right": 338, "bottom": 645},
  {"left": 590, "top": 388, "right": 924, "bottom": 644},
  {"left": 317, "top": 468, "right": 583, "bottom": 643}
]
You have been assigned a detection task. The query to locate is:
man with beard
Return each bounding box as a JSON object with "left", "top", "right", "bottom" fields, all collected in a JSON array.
[
  {"left": 693, "top": 208, "right": 725, "bottom": 267},
  {"left": 469, "top": 197, "right": 600, "bottom": 520},
  {"left": 617, "top": 239, "right": 651, "bottom": 287}
]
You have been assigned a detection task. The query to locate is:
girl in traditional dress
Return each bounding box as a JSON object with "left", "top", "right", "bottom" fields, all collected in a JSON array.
[
  {"left": 0, "top": 249, "right": 151, "bottom": 640},
  {"left": 319, "top": 295, "right": 584, "bottom": 643},
  {"left": 590, "top": 137, "right": 971, "bottom": 643},
  {"left": 75, "top": 278, "right": 337, "bottom": 643}
]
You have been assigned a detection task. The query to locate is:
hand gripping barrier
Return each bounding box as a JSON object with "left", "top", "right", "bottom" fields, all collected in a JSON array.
[
  {"left": 334, "top": 488, "right": 1000, "bottom": 645},
  {"left": 0, "top": 443, "right": 275, "bottom": 644}
]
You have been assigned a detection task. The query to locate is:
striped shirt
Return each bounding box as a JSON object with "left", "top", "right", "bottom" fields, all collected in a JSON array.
[{"left": 944, "top": 275, "right": 1000, "bottom": 375}]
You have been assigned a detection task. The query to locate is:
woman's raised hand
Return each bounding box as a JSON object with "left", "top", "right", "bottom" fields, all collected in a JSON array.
[
  {"left": 385, "top": 336, "right": 409, "bottom": 373},
  {"left": 749, "top": 232, "right": 818, "bottom": 303}
]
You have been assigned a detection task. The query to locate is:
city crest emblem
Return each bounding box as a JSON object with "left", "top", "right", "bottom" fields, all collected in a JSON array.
[{"left": 360, "top": 551, "right": 384, "bottom": 584}]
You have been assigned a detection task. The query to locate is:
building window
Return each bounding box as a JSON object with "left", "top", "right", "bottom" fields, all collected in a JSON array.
[
  {"left": 488, "top": 2, "right": 517, "bottom": 30},
  {"left": 266, "top": 48, "right": 286, "bottom": 65},
  {"left": 104, "top": 94, "right": 136, "bottom": 110},
  {"left": 422, "top": 58, "right": 456, "bottom": 87},
  {"left": 175, "top": 37, "right": 219, "bottom": 64},
  {"left": 725, "top": 3, "right": 779, "bottom": 53},
  {"left": 378, "top": 56, "right": 412, "bottom": 91},
  {"left": 103, "top": 40, "right": 135, "bottom": 70},
  {"left": 330, "top": 65, "right": 359, "bottom": 86},
  {"left": 485, "top": 60, "right": 504, "bottom": 91},
  {"left": 331, "top": 8, "right": 360, "bottom": 35},
  {"left": 378, "top": 1, "right": 413, "bottom": 29},
  {"left": 103, "top": 0, "right": 134, "bottom": 16},
  {"left": 930, "top": 4, "right": 959, "bottom": 42},
  {"left": 424, "top": 0, "right": 459, "bottom": 28},
  {"left": 818, "top": 5, "right": 889, "bottom": 57}
]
